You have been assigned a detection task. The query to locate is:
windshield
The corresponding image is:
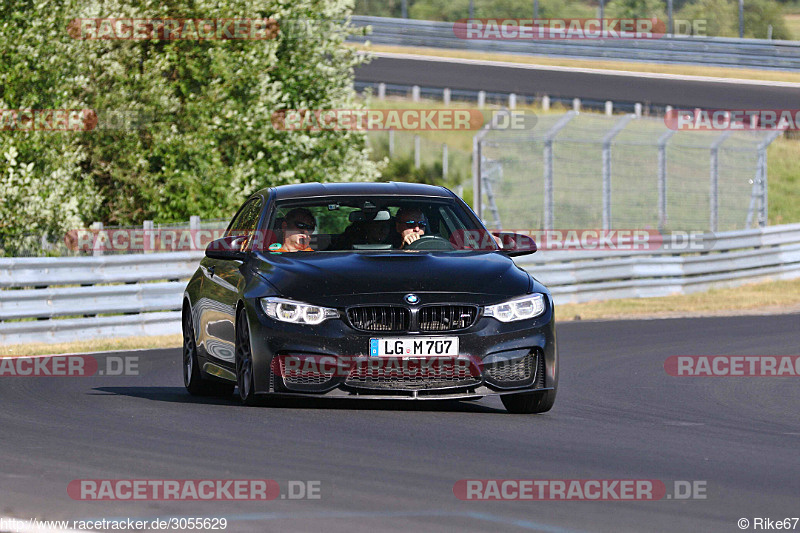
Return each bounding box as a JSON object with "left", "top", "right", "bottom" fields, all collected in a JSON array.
[{"left": 258, "top": 196, "right": 498, "bottom": 253}]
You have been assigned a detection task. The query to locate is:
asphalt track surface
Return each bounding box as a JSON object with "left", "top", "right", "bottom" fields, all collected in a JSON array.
[
  {"left": 1, "top": 314, "right": 799, "bottom": 533},
  {"left": 354, "top": 55, "right": 800, "bottom": 109}
]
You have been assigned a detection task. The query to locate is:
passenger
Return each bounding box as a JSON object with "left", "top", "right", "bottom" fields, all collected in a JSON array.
[
  {"left": 392, "top": 207, "right": 427, "bottom": 248},
  {"left": 269, "top": 208, "right": 315, "bottom": 252}
]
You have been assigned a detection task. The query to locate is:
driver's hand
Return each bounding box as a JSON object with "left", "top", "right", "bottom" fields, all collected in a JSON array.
[{"left": 402, "top": 232, "right": 421, "bottom": 247}]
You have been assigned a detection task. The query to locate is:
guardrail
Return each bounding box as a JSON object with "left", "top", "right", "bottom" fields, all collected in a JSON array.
[
  {"left": 350, "top": 16, "right": 800, "bottom": 70},
  {"left": 517, "top": 223, "right": 800, "bottom": 303},
  {"left": 0, "top": 252, "right": 203, "bottom": 345},
  {"left": 2, "top": 224, "right": 799, "bottom": 345}
]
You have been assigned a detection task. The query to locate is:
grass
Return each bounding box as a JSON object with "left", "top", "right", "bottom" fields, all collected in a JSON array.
[
  {"left": 557, "top": 278, "right": 800, "bottom": 321},
  {"left": 767, "top": 136, "right": 800, "bottom": 225},
  {"left": 352, "top": 43, "right": 800, "bottom": 84},
  {"left": 0, "top": 334, "right": 181, "bottom": 357}
]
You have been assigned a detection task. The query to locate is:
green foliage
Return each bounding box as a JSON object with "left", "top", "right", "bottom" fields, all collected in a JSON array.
[
  {"left": 354, "top": 0, "right": 405, "bottom": 17},
  {"left": 1, "top": 0, "right": 379, "bottom": 254},
  {"left": 674, "top": 0, "right": 790, "bottom": 38},
  {"left": 743, "top": 0, "right": 791, "bottom": 38},
  {"left": 676, "top": 0, "right": 738, "bottom": 36},
  {"left": 406, "top": 0, "right": 595, "bottom": 21},
  {"left": 606, "top": 0, "right": 666, "bottom": 20},
  {"left": 377, "top": 154, "right": 446, "bottom": 185}
]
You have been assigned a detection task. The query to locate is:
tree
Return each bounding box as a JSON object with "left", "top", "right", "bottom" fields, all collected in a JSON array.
[{"left": 0, "top": 0, "right": 380, "bottom": 254}]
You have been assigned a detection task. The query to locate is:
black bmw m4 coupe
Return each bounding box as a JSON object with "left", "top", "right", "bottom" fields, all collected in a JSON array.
[{"left": 182, "top": 182, "right": 557, "bottom": 413}]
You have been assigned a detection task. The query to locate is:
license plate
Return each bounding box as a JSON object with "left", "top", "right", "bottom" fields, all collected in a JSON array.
[{"left": 369, "top": 337, "right": 459, "bottom": 357}]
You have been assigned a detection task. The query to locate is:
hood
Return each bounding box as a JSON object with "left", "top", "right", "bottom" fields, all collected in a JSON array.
[{"left": 252, "top": 251, "right": 531, "bottom": 306}]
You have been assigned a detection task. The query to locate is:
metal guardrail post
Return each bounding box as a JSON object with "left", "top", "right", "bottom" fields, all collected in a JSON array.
[
  {"left": 472, "top": 130, "right": 484, "bottom": 217},
  {"left": 747, "top": 151, "right": 766, "bottom": 230},
  {"left": 542, "top": 111, "right": 578, "bottom": 230},
  {"left": 738, "top": 0, "right": 744, "bottom": 38},
  {"left": 709, "top": 131, "right": 732, "bottom": 232},
  {"left": 442, "top": 144, "right": 448, "bottom": 179},
  {"left": 667, "top": 0, "right": 674, "bottom": 36},
  {"left": 143, "top": 220, "right": 154, "bottom": 253},
  {"left": 657, "top": 130, "right": 677, "bottom": 232},
  {"left": 753, "top": 129, "right": 783, "bottom": 228},
  {"left": 90, "top": 222, "right": 104, "bottom": 257},
  {"left": 601, "top": 114, "right": 635, "bottom": 230}
]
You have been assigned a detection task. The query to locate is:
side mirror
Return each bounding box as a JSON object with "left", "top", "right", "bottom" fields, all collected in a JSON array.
[
  {"left": 206, "top": 235, "right": 248, "bottom": 260},
  {"left": 491, "top": 232, "right": 537, "bottom": 257}
]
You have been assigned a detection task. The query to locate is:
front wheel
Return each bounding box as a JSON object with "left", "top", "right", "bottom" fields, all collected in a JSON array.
[
  {"left": 501, "top": 389, "right": 556, "bottom": 414},
  {"left": 235, "top": 310, "right": 258, "bottom": 406}
]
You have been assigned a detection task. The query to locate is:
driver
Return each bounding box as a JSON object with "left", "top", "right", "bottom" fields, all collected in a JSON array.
[
  {"left": 270, "top": 208, "right": 315, "bottom": 252},
  {"left": 393, "top": 207, "right": 427, "bottom": 248}
]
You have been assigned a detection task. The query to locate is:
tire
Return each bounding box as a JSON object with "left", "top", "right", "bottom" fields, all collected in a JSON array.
[
  {"left": 501, "top": 389, "right": 556, "bottom": 414},
  {"left": 235, "top": 310, "right": 258, "bottom": 406},
  {"left": 183, "top": 308, "right": 234, "bottom": 397}
]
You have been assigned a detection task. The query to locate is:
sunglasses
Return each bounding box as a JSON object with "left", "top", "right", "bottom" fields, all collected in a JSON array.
[
  {"left": 400, "top": 220, "right": 427, "bottom": 228},
  {"left": 290, "top": 220, "right": 315, "bottom": 231}
]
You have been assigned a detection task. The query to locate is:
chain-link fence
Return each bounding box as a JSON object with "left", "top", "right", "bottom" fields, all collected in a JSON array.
[{"left": 475, "top": 111, "right": 782, "bottom": 232}]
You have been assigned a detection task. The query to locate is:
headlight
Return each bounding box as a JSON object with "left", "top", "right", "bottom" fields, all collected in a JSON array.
[
  {"left": 484, "top": 294, "right": 546, "bottom": 322},
  {"left": 260, "top": 297, "right": 339, "bottom": 325}
]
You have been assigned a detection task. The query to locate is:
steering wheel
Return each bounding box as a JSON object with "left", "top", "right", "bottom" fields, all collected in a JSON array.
[{"left": 403, "top": 235, "right": 455, "bottom": 251}]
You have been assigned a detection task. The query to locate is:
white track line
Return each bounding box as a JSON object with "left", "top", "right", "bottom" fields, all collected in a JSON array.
[{"left": 365, "top": 51, "right": 800, "bottom": 88}]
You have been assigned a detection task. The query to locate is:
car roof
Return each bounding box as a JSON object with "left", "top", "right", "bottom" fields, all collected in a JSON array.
[{"left": 261, "top": 182, "right": 453, "bottom": 200}]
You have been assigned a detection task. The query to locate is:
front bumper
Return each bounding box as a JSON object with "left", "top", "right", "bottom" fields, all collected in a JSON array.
[{"left": 243, "top": 296, "right": 558, "bottom": 399}]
